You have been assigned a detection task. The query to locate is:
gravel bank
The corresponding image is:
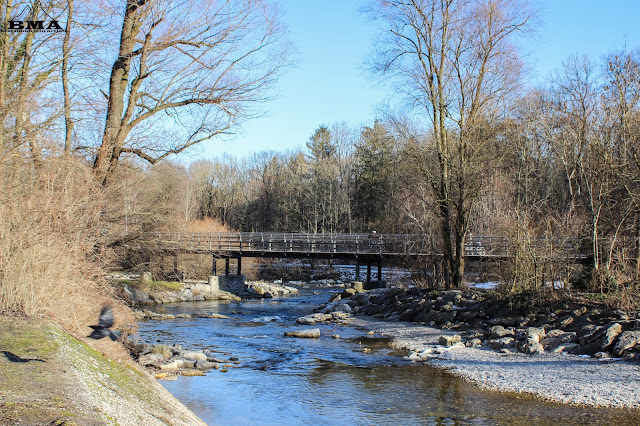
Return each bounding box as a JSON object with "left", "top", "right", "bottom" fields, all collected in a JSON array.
[{"left": 350, "top": 317, "right": 640, "bottom": 409}]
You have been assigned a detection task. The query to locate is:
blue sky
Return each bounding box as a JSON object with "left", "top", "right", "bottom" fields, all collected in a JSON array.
[{"left": 191, "top": 0, "right": 640, "bottom": 160}]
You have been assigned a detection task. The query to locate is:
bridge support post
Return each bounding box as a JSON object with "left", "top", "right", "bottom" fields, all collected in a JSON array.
[
  {"left": 225, "top": 258, "right": 230, "bottom": 276},
  {"left": 211, "top": 256, "right": 217, "bottom": 275},
  {"left": 237, "top": 257, "right": 242, "bottom": 275},
  {"left": 366, "top": 262, "right": 371, "bottom": 283},
  {"left": 355, "top": 263, "right": 360, "bottom": 281},
  {"left": 377, "top": 261, "right": 382, "bottom": 281},
  {"left": 208, "top": 275, "right": 220, "bottom": 291}
]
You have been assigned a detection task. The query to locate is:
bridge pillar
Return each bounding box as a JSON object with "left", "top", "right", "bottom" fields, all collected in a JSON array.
[
  {"left": 225, "top": 258, "right": 230, "bottom": 276},
  {"left": 377, "top": 261, "right": 382, "bottom": 280},
  {"left": 237, "top": 257, "right": 242, "bottom": 275},
  {"left": 211, "top": 256, "right": 217, "bottom": 275},
  {"left": 355, "top": 263, "right": 360, "bottom": 281},
  {"left": 208, "top": 275, "right": 220, "bottom": 291},
  {"left": 366, "top": 262, "right": 371, "bottom": 283}
]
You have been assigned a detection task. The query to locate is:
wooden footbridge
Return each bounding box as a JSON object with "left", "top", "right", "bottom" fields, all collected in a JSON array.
[
  {"left": 131, "top": 232, "right": 588, "bottom": 283},
  {"left": 134, "top": 232, "right": 517, "bottom": 282},
  {"left": 137, "top": 232, "right": 512, "bottom": 260}
]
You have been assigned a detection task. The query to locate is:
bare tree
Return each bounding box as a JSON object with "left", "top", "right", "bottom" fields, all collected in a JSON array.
[
  {"left": 369, "top": 0, "right": 534, "bottom": 287},
  {"left": 92, "top": 0, "right": 291, "bottom": 185}
]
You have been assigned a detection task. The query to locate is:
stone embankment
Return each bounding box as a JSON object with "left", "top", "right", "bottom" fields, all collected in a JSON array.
[
  {"left": 118, "top": 282, "right": 241, "bottom": 304},
  {"left": 319, "top": 287, "right": 640, "bottom": 360},
  {"left": 115, "top": 279, "right": 298, "bottom": 305}
]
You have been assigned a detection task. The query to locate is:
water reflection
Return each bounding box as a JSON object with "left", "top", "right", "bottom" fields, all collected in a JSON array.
[{"left": 137, "top": 287, "right": 640, "bottom": 425}]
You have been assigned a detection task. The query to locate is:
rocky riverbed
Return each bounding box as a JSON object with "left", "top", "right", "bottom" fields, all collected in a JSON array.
[{"left": 309, "top": 286, "right": 640, "bottom": 408}]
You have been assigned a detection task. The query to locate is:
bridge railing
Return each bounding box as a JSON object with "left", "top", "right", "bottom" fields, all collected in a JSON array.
[{"left": 138, "top": 232, "right": 516, "bottom": 258}]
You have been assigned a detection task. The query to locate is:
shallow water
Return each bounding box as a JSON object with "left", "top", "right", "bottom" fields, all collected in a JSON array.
[{"left": 137, "top": 287, "right": 640, "bottom": 425}]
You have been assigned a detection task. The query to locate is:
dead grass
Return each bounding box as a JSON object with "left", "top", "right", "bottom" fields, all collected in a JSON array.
[{"left": 0, "top": 157, "right": 134, "bottom": 339}]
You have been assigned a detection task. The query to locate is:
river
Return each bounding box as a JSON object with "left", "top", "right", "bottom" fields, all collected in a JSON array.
[{"left": 137, "top": 286, "right": 640, "bottom": 425}]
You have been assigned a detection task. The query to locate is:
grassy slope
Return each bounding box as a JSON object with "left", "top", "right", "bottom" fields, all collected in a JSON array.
[{"left": 0, "top": 317, "right": 204, "bottom": 425}]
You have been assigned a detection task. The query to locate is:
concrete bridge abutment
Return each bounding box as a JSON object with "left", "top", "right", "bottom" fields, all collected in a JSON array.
[{"left": 208, "top": 274, "right": 246, "bottom": 294}]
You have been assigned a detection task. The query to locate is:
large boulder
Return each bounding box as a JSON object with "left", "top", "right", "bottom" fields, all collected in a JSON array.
[
  {"left": 613, "top": 330, "right": 640, "bottom": 356},
  {"left": 518, "top": 338, "right": 544, "bottom": 355},
  {"left": 129, "top": 286, "right": 153, "bottom": 304},
  {"left": 540, "top": 330, "right": 577, "bottom": 351},
  {"left": 523, "top": 327, "right": 546, "bottom": 342},
  {"left": 490, "top": 325, "right": 515, "bottom": 339},
  {"left": 601, "top": 323, "right": 623, "bottom": 348},
  {"left": 581, "top": 323, "right": 623, "bottom": 356},
  {"left": 486, "top": 337, "right": 515, "bottom": 350}
]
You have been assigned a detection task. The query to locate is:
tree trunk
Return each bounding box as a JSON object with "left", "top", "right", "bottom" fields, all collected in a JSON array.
[
  {"left": 62, "top": 0, "right": 74, "bottom": 155},
  {"left": 93, "top": 0, "right": 146, "bottom": 185}
]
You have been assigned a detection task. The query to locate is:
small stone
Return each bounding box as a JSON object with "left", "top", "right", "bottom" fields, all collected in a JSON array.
[
  {"left": 210, "top": 313, "right": 232, "bottom": 319},
  {"left": 467, "top": 338, "right": 482, "bottom": 348},
  {"left": 332, "top": 335, "right": 340, "bottom": 339},
  {"left": 367, "top": 331, "right": 375, "bottom": 335},
  {"left": 487, "top": 337, "right": 515, "bottom": 350},
  {"left": 490, "top": 325, "right": 515, "bottom": 339},
  {"left": 159, "top": 359, "right": 184, "bottom": 371},
  {"left": 438, "top": 350, "right": 455, "bottom": 360},
  {"left": 181, "top": 351, "right": 207, "bottom": 361},
  {"left": 558, "top": 315, "right": 574, "bottom": 328},
  {"left": 195, "top": 360, "right": 219, "bottom": 370},
  {"left": 438, "top": 334, "right": 462, "bottom": 347},
  {"left": 553, "top": 343, "right": 580, "bottom": 354},
  {"left": 572, "top": 307, "right": 588, "bottom": 317},
  {"left": 524, "top": 327, "right": 546, "bottom": 342},
  {"left": 296, "top": 313, "right": 331, "bottom": 325},
  {"left": 594, "top": 352, "right": 612, "bottom": 359},
  {"left": 181, "top": 369, "right": 205, "bottom": 376},
  {"left": 284, "top": 328, "right": 321, "bottom": 338},
  {"left": 138, "top": 353, "right": 165, "bottom": 366},
  {"left": 448, "top": 342, "right": 466, "bottom": 350}
]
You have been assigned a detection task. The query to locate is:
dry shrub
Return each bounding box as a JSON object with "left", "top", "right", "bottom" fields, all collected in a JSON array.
[
  {"left": 173, "top": 217, "right": 258, "bottom": 280},
  {"left": 0, "top": 157, "right": 134, "bottom": 336},
  {"left": 184, "top": 217, "right": 233, "bottom": 233}
]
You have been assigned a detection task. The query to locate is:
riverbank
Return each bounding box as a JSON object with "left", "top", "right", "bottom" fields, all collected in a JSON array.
[
  {"left": 111, "top": 273, "right": 299, "bottom": 304},
  {"left": 350, "top": 316, "right": 640, "bottom": 408},
  {"left": 0, "top": 317, "right": 204, "bottom": 425},
  {"left": 317, "top": 286, "right": 640, "bottom": 409}
]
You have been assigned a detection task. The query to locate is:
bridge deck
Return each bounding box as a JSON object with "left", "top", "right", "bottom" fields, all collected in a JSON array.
[{"left": 137, "top": 232, "right": 521, "bottom": 261}]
